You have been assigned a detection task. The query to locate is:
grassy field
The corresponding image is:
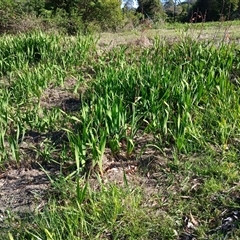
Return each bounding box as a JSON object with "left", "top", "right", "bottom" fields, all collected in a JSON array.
[{"left": 0, "top": 21, "right": 240, "bottom": 239}]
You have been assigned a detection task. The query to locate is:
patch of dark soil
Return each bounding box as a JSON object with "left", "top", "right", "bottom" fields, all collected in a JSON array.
[
  {"left": 0, "top": 129, "right": 67, "bottom": 227},
  {"left": 61, "top": 98, "right": 81, "bottom": 112},
  {"left": 0, "top": 167, "right": 51, "bottom": 227},
  {"left": 0, "top": 146, "right": 63, "bottom": 235},
  {"left": 15, "top": 129, "right": 68, "bottom": 167},
  {"left": 0, "top": 169, "right": 49, "bottom": 212},
  {"left": 21, "top": 129, "right": 68, "bottom": 147},
  {"left": 39, "top": 74, "right": 91, "bottom": 111},
  {"left": 40, "top": 87, "right": 78, "bottom": 109},
  {"left": 39, "top": 75, "right": 80, "bottom": 109}
]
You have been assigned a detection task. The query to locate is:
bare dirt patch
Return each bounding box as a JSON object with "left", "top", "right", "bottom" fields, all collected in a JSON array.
[
  {"left": 0, "top": 168, "right": 48, "bottom": 212},
  {"left": 40, "top": 77, "right": 79, "bottom": 110}
]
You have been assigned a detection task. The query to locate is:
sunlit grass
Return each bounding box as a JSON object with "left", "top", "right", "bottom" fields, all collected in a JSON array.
[{"left": 0, "top": 28, "right": 240, "bottom": 239}]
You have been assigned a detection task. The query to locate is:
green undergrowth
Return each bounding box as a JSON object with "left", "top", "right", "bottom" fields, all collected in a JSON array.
[
  {"left": 0, "top": 30, "right": 240, "bottom": 239},
  {"left": 8, "top": 179, "right": 175, "bottom": 240},
  {"left": 5, "top": 151, "right": 240, "bottom": 240},
  {"left": 0, "top": 31, "right": 239, "bottom": 166}
]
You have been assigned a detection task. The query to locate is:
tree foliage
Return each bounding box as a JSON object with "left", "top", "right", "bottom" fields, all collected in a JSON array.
[
  {"left": 89, "top": 0, "right": 123, "bottom": 31},
  {"left": 136, "top": 0, "right": 165, "bottom": 20},
  {"left": 189, "top": 0, "right": 240, "bottom": 21},
  {"left": 44, "top": 0, "right": 123, "bottom": 31},
  {"left": 163, "top": 0, "right": 183, "bottom": 21},
  {"left": 0, "top": 0, "right": 25, "bottom": 32},
  {"left": 1, "top": 0, "right": 240, "bottom": 35}
]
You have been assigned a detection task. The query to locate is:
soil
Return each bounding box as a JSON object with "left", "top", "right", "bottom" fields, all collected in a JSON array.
[{"left": 0, "top": 168, "right": 49, "bottom": 218}]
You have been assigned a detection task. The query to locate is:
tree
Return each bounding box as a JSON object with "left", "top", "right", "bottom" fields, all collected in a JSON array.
[
  {"left": 231, "top": 0, "right": 240, "bottom": 19},
  {"left": 177, "top": 1, "right": 196, "bottom": 22},
  {"left": 86, "top": 0, "right": 123, "bottom": 30},
  {"left": 45, "top": 0, "right": 123, "bottom": 31},
  {"left": 122, "top": 0, "right": 138, "bottom": 9},
  {"left": 164, "top": 0, "right": 183, "bottom": 21},
  {"left": 136, "top": 0, "right": 165, "bottom": 20},
  {"left": 188, "top": 0, "right": 240, "bottom": 21},
  {"left": 0, "top": 0, "right": 24, "bottom": 33}
]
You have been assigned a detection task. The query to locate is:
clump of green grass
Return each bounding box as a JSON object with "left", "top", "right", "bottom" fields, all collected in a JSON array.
[
  {"left": 86, "top": 38, "right": 240, "bottom": 153},
  {"left": 0, "top": 31, "right": 96, "bottom": 163}
]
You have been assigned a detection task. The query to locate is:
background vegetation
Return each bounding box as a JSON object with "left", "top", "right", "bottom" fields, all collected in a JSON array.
[{"left": 0, "top": 0, "right": 240, "bottom": 35}]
